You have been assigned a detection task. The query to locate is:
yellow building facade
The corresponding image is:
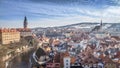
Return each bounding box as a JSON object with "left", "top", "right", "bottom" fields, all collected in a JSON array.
[{"left": 0, "top": 28, "right": 20, "bottom": 44}]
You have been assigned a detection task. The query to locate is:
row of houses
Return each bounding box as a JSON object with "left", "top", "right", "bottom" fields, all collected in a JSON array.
[
  {"left": 0, "top": 16, "right": 32, "bottom": 45},
  {"left": 0, "top": 28, "right": 32, "bottom": 44}
]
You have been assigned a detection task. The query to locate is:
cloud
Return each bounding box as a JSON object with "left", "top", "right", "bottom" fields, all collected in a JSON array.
[
  {"left": 105, "top": 6, "right": 120, "bottom": 15},
  {"left": 0, "top": 0, "right": 120, "bottom": 28}
]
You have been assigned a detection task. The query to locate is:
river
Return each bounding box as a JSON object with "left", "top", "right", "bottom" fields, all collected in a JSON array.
[{"left": 7, "top": 48, "right": 35, "bottom": 68}]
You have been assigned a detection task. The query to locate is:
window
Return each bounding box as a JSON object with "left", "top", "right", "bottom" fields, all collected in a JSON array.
[
  {"left": 66, "top": 63, "right": 68, "bottom": 65},
  {"left": 66, "top": 60, "right": 68, "bottom": 62}
]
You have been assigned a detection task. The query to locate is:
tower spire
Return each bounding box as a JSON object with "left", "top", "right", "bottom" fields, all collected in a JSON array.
[
  {"left": 100, "top": 19, "right": 102, "bottom": 27},
  {"left": 100, "top": 19, "right": 103, "bottom": 30},
  {"left": 24, "top": 16, "right": 28, "bottom": 29}
]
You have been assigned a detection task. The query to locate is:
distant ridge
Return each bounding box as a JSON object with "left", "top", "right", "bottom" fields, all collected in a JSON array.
[
  {"left": 32, "top": 22, "right": 120, "bottom": 29},
  {"left": 57, "top": 22, "right": 114, "bottom": 28}
]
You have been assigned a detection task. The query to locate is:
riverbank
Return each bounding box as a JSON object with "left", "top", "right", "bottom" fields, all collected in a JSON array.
[
  {"left": 7, "top": 46, "right": 35, "bottom": 68},
  {"left": 0, "top": 37, "right": 38, "bottom": 68}
]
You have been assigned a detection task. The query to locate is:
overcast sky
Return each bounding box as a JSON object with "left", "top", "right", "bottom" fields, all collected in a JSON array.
[{"left": 0, "top": 0, "right": 120, "bottom": 28}]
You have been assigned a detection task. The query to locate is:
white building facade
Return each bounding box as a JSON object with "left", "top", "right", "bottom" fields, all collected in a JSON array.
[{"left": 64, "top": 57, "right": 71, "bottom": 68}]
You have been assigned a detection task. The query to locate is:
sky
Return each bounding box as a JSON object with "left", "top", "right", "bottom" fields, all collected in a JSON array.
[{"left": 0, "top": 0, "right": 120, "bottom": 28}]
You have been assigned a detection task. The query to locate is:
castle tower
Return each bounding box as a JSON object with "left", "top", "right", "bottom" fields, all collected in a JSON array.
[{"left": 24, "top": 16, "right": 28, "bottom": 29}]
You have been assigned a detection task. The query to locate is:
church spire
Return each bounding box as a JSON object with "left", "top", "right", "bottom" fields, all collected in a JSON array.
[
  {"left": 24, "top": 16, "right": 28, "bottom": 29},
  {"left": 100, "top": 19, "right": 102, "bottom": 27},
  {"left": 100, "top": 19, "right": 103, "bottom": 30}
]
